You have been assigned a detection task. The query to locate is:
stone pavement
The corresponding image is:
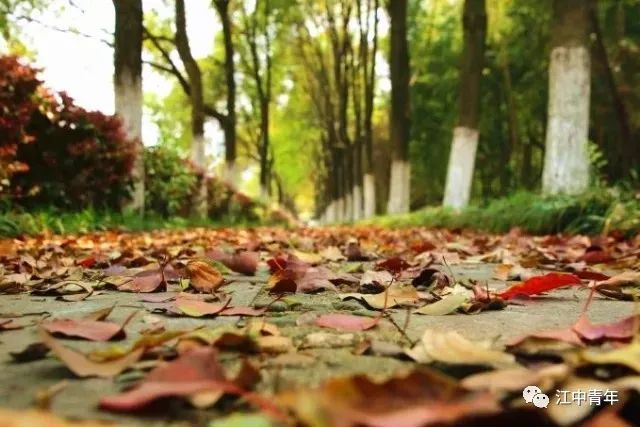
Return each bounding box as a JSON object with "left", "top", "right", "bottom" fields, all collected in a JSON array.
[{"left": 0, "top": 263, "right": 631, "bottom": 425}]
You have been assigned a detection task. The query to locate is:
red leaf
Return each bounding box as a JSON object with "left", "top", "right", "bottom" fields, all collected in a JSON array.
[
  {"left": 208, "top": 250, "right": 259, "bottom": 276},
  {"left": 40, "top": 310, "right": 136, "bottom": 341},
  {"left": 573, "top": 314, "right": 640, "bottom": 342},
  {"left": 314, "top": 314, "right": 379, "bottom": 332},
  {"left": 376, "top": 257, "right": 411, "bottom": 274},
  {"left": 99, "top": 347, "right": 260, "bottom": 412},
  {"left": 118, "top": 270, "right": 165, "bottom": 293},
  {"left": 498, "top": 273, "right": 582, "bottom": 300}
]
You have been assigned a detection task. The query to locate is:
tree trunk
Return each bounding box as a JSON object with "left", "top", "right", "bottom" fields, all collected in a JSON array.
[
  {"left": 214, "top": 0, "right": 237, "bottom": 187},
  {"left": 542, "top": 0, "right": 591, "bottom": 195},
  {"left": 386, "top": 0, "right": 411, "bottom": 214},
  {"left": 113, "top": 0, "right": 144, "bottom": 214},
  {"left": 589, "top": 0, "right": 633, "bottom": 179},
  {"left": 363, "top": 0, "right": 379, "bottom": 219},
  {"left": 443, "top": 0, "right": 486, "bottom": 210},
  {"left": 175, "top": 0, "right": 207, "bottom": 217}
]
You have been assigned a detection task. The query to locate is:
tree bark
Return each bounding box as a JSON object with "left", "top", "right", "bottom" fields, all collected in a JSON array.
[
  {"left": 589, "top": 0, "right": 633, "bottom": 179},
  {"left": 175, "top": 0, "right": 207, "bottom": 217},
  {"left": 542, "top": 0, "right": 591, "bottom": 195},
  {"left": 214, "top": 0, "right": 237, "bottom": 186},
  {"left": 113, "top": 0, "right": 144, "bottom": 214},
  {"left": 443, "top": 0, "right": 486, "bottom": 210},
  {"left": 386, "top": 0, "right": 411, "bottom": 214}
]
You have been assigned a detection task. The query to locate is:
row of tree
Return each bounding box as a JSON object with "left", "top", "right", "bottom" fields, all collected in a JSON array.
[{"left": 4, "top": 0, "right": 637, "bottom": 220}]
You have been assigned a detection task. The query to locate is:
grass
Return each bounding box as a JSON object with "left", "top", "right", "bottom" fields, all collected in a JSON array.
[
  {"left": 362, "top": 190, "right": 640, "bottom": 236},
  {"left": 0, "top": 208, "right": 262, "bottom": 238}
]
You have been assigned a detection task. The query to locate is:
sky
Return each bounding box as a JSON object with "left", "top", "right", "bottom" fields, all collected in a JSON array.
[
  {"left": 8, "top": 0, "right": 391, "bottom": 188},
  {"left": 15, "top": 0, "right": 220, "bottom": 151}
]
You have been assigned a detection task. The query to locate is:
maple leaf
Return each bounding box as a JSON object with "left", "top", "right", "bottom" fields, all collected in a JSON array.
[{"left": 498, "top": 272, "right": 582, "bottom": 300}]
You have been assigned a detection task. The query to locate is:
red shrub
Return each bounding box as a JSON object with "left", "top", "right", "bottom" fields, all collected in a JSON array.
[
  {"left": 0, "top": 55, "right": 136, "bottom": 209},
  {"left": 0, "top": 55, "right": 42, "bottom": 183}
]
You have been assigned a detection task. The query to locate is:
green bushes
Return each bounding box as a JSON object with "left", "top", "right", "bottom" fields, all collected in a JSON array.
[
  {"left": 144, "top": 146, "right": 199, "bottom": 217},
  {"left": 364, "top": 190, "right": 640, "bottom": 237},
  {"left": 0, "top": 55, "right": 136, "bottom": 209}
]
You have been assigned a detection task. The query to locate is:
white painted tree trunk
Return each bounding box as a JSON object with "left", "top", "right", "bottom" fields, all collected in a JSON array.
[
  {"left": 191, "top": 134, "right": 208, "bottom": 217},
  {"left": 259, "top": 185, "right": 269, "bottom": 202},
  {"left": 326, "top": 200, "right": 336, "bottom": 223},
  {"left": 386, "top": 160, "right": 410, "bottom": 214},
  {"left": 363, "top": 173, "right": 376, "bottom": 218},
  {"left": 542, "top": 46, "right": 591, "bottom": 195},
  {"left": 344, "top": 191, "right": 353, "bottom": 222},
  {"left": 336, "top": 197, "right": 345, "bottom": 223},
  {"left": 443, "top": 126, "right": 479, "bottom": 210},
  {"left": 352, "top": 184, "right": 363, "bottom": 221},
  {"left": 115, "top": 71, "right": 144, "bottom": 213},
  {"left": 224, "top": 161, "right": 237, "bottom": 188}
]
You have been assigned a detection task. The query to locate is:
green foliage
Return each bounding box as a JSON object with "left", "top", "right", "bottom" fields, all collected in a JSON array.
[
  {"left": 144, "top": 145, "right": 199, "bottom": 217},
  {"left": 364, "top": 190, "right": 640, "bottom": 237}
]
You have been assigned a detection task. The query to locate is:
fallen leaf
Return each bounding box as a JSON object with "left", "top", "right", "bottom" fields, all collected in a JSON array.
[
  {"left": 461, "top": 364, "right": 569, "bottom": 393},
  {"left": 573, "top": 313, "right": 640, "bottom": 342},
  {"left": 186, "top": 260, "right": 225, "bottom": 293},
  {"left": 319, "top": 246, "right": 345, "bottom": 261},
  {"left": 314, "top": 313, "right": 379, "bottom": 331},
  {"left": 415, "top": 292, "right": 469, "bottom": 316},
  {"left": 406, "top": 329, "right": 516, "bottom": 368},
  {"left": 10, "top": 342, "right": 50, "bottom": 363},
  {"left": 498, "top": 273, "right": 582, "bottom": 300},
  {"left": 581, "top": 340, "right": 640, "bottom": 372},
  {"left": 278, "top": 368, "right": 499, "bottom": 427},
  {"left": 207, "top": 250, "right": 259, "bottom": 276},
  {"left": 173, "top": 296, "right": 231, "bottom": 317},
  {"left": 0, "top": 409, "right": 113, "bottom": 426},
  {"left": 39, "top": 328, "right": 143, "bottom": 378},
  {"left": 40, "top": 311, "right": 136, "bottom": 342},
  {"left": 118, "top": 270, "right": 165, "bottom": 293},
  {"left": 341, "top": 283, "right": 419, "bottom": 309},
  {"left": 99, "top": 347, "right": 257, "bottom": 412},
  {"left": 594, "top": 271, "right": 640, "bottom": 300}
]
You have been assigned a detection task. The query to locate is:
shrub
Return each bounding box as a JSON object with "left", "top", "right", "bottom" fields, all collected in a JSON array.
[
  {"left": 0, "top": 55, "right": 136, "bottom": 209},
  {"left": 144, "top": 146, "right": 199, "bottom": 217},
  {"left": 0, "top": 55, "right": 42, "bottom": 186}
]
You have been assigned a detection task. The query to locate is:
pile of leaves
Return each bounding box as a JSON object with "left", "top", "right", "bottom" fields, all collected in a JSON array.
[{"left": 1, "top": 226, "right": 640, "bottom": 426}]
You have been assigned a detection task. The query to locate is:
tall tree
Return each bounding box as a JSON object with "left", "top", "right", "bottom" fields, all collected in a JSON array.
[
  {"left": 240, "top": 0, "right": 273, "bottom": 200},
  {"left": 113, "top": 0, "right": 144, "bottom": 214},
  {"left": 354, "top": 0, "right": 379, "bottom": 219},
  {"left": 442, "top": 0, "right": 487, "bottom": 209},
  {"left": 386, "top": 0, "right": 410, "bottom": 214},
  {"left": 174, "top": 0, "right": 207, "bottom": 217},
  {"left": 542, "top": 0, "right": 591, "bottom": 195},
  {"left": 213, "top": 0, "right": 237, "bottom": 185}
]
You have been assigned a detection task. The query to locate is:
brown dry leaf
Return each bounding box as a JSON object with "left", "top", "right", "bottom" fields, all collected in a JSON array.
[
  {"left": 257, "top": 335, "right": 294, "bottom": 353},
  {"left": 406, "top": 329, "right": 516, "bottom": 368},
  {"left": 319, "top": 246, "right": 345, "bottom": 262},
  {"left": 278, "top": 368, "right": 499, "bottom": 427},
  {"left": 39, "top": 328, "right": 144, "bottom": 378},
  {"left": 581, "top": 340, "right": 640, "bottom": 372},
  {"left": 341, "top": 283, "right": 419, "bottom": 310},
  {"left": 415, "top": 292, "right": 469, "bottom": 316},
  {"left": 594, "top": 271, "right": 640, "bottom": 300},
  {"left": 461, "top": 364, "right": 569, "bottom": 393},
  {"left": 186, "top": 260, "right": 225, "bottom": 293},
  {"left": 0, "top": 409, "right": 113, "bottom": 427}
]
